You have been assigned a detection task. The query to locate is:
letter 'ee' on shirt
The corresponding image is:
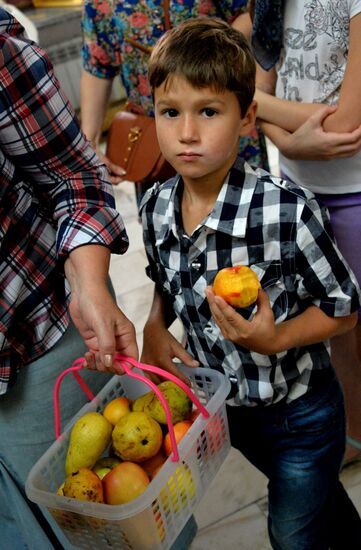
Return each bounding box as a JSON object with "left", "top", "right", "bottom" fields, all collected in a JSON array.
[
  {"left": 0, "top": 8, "right": 129, "bottom": 395},
  {"left": 141, "top": 159, "right": 361, "bottom": 407}
]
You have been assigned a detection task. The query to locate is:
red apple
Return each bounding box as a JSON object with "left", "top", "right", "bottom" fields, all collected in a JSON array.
[
  {"left": 164, "top": 420, "right": 192, "bottom": 457},
  {"left": 103, "top": 462, "right": 150, "bottom": 505}
]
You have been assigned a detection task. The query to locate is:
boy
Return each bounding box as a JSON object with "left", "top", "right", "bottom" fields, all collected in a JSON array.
[{"left": 140, "top": 18, "right": 361, "bottom": 549}]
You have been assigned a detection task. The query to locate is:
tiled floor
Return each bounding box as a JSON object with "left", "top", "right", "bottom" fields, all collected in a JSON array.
[{"left": 109, "top": 145, "right": 361, "bottom": 549}]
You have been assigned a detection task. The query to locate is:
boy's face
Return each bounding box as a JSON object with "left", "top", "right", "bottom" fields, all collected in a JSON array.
[{"left": 154, "top": 75, "right": 256, "bottom": 187}]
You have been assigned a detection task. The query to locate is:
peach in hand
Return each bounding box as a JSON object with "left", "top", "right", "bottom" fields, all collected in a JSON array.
[{"left": 212, "top": 266, "right": 260, "bottom": 308}]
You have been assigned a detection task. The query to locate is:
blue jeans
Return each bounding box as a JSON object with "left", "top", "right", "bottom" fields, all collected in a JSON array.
[{"left": 227, "top": 369, "right": 361, "bottom": 550}]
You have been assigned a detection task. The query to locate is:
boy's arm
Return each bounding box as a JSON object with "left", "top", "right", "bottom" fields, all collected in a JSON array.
[
  {"left": 205, "top": 287, "right": 357, "bottom": 356},
  {"left": 206, "top": 198, "right": 360, "bottom": 356},
  {"left": 142, "top": 287, "right": 199, "bottom": 385}
]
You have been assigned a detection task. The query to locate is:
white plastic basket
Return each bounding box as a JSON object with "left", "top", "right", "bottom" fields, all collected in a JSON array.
[{"left": 26, "top": 365, "right": 231, "bottom": 550}]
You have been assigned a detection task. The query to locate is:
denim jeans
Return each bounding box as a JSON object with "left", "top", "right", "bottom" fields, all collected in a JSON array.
[{"left": 227, "top": 369, "right": 361, "bottom": 550}]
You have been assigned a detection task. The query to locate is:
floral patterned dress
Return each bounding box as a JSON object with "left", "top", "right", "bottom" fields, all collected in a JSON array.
[{"left": 82, "top": 0, "right": 269, "bottom": 169}]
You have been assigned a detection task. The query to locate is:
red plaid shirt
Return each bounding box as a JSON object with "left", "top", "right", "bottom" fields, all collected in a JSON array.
[{"left": 0, "top": 8, "right": 129, "bottom": 394}]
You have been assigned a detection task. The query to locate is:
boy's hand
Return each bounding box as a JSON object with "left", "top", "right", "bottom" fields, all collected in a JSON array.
[
  {"left": 205, "top": 287, "right": 280, "bottom": 355},
  {"left": 142, "top": 324, "right": 199, "bottom": 386}
]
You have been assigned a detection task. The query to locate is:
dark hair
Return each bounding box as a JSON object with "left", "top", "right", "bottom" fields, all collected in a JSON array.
[{"left": 148, "top": 18, "right": 256, "bottom": 116}]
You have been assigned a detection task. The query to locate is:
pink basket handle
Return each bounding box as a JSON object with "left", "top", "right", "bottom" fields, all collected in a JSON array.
[{"left": 54, "top": 354, "right": 209, "bottom": 462}]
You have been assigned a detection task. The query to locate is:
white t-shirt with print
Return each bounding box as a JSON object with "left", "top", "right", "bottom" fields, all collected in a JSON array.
[{"left": 276, "top": 0, "right": 361, "bottom": 194}]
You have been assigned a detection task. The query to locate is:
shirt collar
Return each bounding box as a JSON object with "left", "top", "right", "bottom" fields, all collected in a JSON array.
[{"left": 155, "top": 158, "right": 259, "bottom": 246}]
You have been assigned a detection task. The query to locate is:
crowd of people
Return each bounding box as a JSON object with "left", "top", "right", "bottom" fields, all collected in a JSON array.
[{"left": 1, "top": 2, "right": 361, "bottom": 549}]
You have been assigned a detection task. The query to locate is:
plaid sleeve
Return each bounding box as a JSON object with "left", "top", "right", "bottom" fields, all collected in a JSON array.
[
  {"left": 0, "top": 36, "right": 128, "bottom": 257},
  {"left": 295, "top": 198, "right": 361, "bottom": 317}
]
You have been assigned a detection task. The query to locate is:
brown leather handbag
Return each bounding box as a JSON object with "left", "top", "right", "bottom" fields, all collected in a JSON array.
[{"left": 105, "top": 110, "right": 175, "bottom": 184}]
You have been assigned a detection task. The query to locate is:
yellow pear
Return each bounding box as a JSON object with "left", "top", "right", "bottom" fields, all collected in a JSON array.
[
  {"left": 63, "top": 468, "right": 104, "bottom": 503},
  {"left": 142, "top": 381, "right": 192, "bottom": 425},
  {"left": 131, "top": 391, "right": 153, "bottom": 413},
  {"left": 65, "top": 411, "right": 112, "bottom": 476},
  {"left": 112, "top": 411, "right": 163, "bottom": 462}
]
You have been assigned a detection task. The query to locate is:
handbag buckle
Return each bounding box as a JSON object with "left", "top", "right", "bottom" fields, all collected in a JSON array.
[{"left": 128, "top": 126, "right": 142, "bottom": 143}]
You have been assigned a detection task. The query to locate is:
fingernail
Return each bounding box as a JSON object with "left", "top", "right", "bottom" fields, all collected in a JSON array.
[{"left": 104, "top": 354, "right": 113, "bottom": 368}]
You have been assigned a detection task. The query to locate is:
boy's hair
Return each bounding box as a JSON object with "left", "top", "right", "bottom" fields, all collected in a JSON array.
[{"left": 148, "top": 18, "right": 256, "bottom": 116}]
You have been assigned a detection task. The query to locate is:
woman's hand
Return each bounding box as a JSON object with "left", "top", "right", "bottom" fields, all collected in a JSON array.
[
  {"left": 95, "top": 148, "right": 127, "bottom": 185},
  {"left": 65, "top": 245, "right": 138, "bottom": 373},
  {"left": 69, "top": 284, "right": 138, "bottom": 373}
]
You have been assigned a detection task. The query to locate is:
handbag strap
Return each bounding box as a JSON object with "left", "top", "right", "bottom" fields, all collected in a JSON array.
[{"left": 125, "top": 0, "right": 171, "bottom": 54}]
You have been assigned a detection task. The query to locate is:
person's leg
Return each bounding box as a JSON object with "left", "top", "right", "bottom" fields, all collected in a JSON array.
[
  {"left": 227, "top": 373, "right": 361, "bottom": 550},
  {"left": 170, "top": 515, "right": 198, "bottom": 550},
  {"left": 0, "top": 321, "right": 111, "bottom": 549},
  {"left": 318, "top": 197, "right": 361, "bottom": 462}
]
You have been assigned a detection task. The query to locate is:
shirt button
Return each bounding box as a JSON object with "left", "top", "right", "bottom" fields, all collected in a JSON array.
[{"left": 191, "top": 260, "right": 202, "bottom": 271}]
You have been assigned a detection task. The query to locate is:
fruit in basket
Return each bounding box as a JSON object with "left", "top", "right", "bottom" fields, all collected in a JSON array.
[
  {"left": 141, "top": 451, "right": 167, "bottom": 478},
  {"left": 112, "top": 411, "right": 163, "bottom": 462},
  {"left": 56, "top": 481, "right": 65, "bottom": 496},
  {"left": 131, "top": 391, "right": 153, "bottom": 413},
  {"left": 63, "top": 468, "right": 104, "bottom": 503},
  {"left": 65, "top": 412, "right": 113, "bottom": 475},
  {"left": 93, "top": 457, "right": 122, "bottom": 480},
  {"left": 133, "top": 381, "right": 192, "bottom": 425},
  {"left": 103, "top": 462, "right": 150, "bottom": 504},
  {"left": 163, "top": 420, "right": 192, "bottom": 457},
  {"left": 103, "top": 396, "right": 131, "bottom": 426},
  {"left": 212, "top": 265, "right": 260, "bottom": 308}
]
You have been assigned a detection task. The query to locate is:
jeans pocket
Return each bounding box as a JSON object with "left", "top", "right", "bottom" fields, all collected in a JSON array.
[{"left": 285, "top": 384, "right": 344, "bottom": 436}]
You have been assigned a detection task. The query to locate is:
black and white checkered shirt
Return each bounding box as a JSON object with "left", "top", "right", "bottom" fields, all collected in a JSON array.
[{"left": 141, "top": 159, "right": 361, "bottom": 407}]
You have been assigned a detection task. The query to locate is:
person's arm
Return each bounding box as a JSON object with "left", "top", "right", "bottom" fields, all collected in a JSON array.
[
  {"left": 255, "top": 88, "right": 321, "bottom": 132},
  {"left": 322, "top": 12, "right": 361, "bottom": 132},
  {"left": 260, "top": 108, "right": 361, "bottom": 160},
  {"left": 65, "top": 245, "right": 138, "bottom": 369},
  {"left": 206, "top": 198, "right": 360, "bottom": 355},
  {"left": 81, "top": 0, "right": 127, "bottom": 184},
  {"left": 256, "top": 13, "right": 361, "bottom": 134},
  {"left": 142, "top": 288, "right": 199, "bottom": 385},
  {"left": 80, "top": 71, "right": 126, "bottom": 184},
  {"left": 1, "top": 35, "right": 138, "bottom": 370},
  {"left": 80, "top": 70, "right": 113, "bottom": 151}
]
